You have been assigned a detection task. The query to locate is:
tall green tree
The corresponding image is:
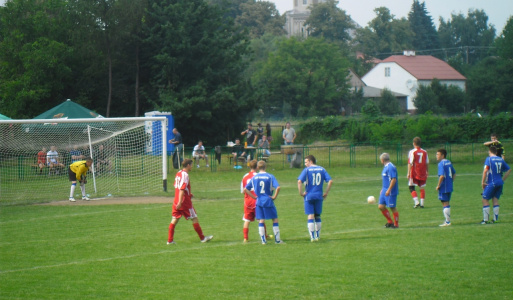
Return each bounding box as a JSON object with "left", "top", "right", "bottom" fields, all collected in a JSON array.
[
  {"left": 378, "top": 88, "right": 401, "bottom": 115},
  {"left": 355, "top": 7, "right": 414, "bottom": 59},
  {"left": 495, "top": 16, "right": 513, "bottom": 59},
  {"left": 407, "top": 0, "right": 439, "bottom": 55},
  {"left": 143, "top": 0, "right": 251, "bottom": 144},
  {"left": 235, "top": 1, "right": 285, "bottom": 39},
  {"left": 414, "top": 79, "right": 467, "bottom": 114},
  {"left": 304, "top": 0, "right": 354, "bottom": 43},
  {"left": 253, "top": 37, "right": 350, "bottom": 117},
  {"left": 438, "top": 9, "right": 496, "bottom": 65}
]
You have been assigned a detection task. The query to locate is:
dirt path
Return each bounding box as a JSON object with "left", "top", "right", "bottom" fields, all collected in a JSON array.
[{"left": 38, "top": 196, "right": 171, "bottom": 206}]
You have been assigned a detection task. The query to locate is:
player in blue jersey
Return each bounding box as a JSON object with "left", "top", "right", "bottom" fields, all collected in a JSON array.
[
  {"left": 378, "top": 153, "right": 399, "bottom": 228},
  {"left": 244, "top": 161, "right": 283, "bottom": 244},
  {"left": 480, "top": 146, "right": 511, "bottom": 224},
  {"left": 436, "top": 149, "right": 456, "bottom": 227},
  {"left": 297, "top": 155, "right": 333, "bottom": 242}
]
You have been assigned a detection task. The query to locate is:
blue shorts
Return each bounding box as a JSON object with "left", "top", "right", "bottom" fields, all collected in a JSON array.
[
  {"left": 379, "top": 192, "right": 397, "bottom": 208},
  {"left": 256, "top": 205, "right": 278, "bottom": 220},
  {"left": 438, "top": 192, "right": 452, "bottom": 202},
  {"left": 482, "top": 185, "right": 503, "bottom": 200},
  {"left": 304, "top": 199, "right": 323, "bottom": 215}
]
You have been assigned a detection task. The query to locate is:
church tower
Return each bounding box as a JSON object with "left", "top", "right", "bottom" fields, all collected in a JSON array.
[{"left": 285, "top": 0, "right": 327, "bottom": 37}]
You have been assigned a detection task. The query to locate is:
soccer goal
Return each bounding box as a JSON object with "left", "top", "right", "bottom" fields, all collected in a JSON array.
[{"left": 0, "top": 117, "right": 168, "bottom": 204}]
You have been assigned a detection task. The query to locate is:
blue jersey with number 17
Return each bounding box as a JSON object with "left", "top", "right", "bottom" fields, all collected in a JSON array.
[
  {"left": 245, "top": 172, "right": 280, "bottom": 208},
  {"left": 438, "top": 159, "right": 456, "bottom": 193},
  {"left": 298, "top": 166, "right": 332, "bottom": 201},
  {"left": 484, "top": 156, "right": 510, "bottom": 186}
]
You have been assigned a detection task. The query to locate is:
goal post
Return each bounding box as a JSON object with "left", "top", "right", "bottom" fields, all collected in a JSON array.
[{"left": 0, "top": 117, "right": 168, "bottom": 204}]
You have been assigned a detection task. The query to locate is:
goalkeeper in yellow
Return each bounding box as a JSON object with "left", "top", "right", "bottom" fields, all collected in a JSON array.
[{"left": 68, "top": 157, "right": 93, "bottom": 202}]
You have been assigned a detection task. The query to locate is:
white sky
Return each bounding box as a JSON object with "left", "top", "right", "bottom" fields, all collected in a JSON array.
[{"left": 270, "top": 0, "right": 513, "bottom": 32}]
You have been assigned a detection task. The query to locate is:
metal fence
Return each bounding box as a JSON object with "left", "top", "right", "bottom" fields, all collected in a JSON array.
[{"left": 168, "top": 140, "right": 511, "bottom": 173}]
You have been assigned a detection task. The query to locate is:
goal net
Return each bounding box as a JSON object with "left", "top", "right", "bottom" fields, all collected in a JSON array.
[{"left": 0, "top": 117, "right": 168, "bottom": 204}]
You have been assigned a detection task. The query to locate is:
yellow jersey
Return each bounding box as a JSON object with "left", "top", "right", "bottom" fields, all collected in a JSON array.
[{"left": 69, "top": 160, "right": 89, "bottom": 181}]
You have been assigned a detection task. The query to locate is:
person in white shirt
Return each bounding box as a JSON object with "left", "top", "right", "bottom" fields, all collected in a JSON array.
[
  {"left": 46, "top": 145, "right": 65, "bottom": 174},
  {"left": 192, "top": 140, "right": 209, "bottom": 168}
]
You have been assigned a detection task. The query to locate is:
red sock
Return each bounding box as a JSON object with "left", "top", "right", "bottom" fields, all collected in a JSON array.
[
  {"left": 420, "top": 189, "right": 425, "bottom": 200},
  {"left": 411, "top": 191, "right": 418, "bottom": 199},
  {"left": 193, "top": 223, "right": 205, "bottom": 240},
  {"left": 168, "top": 223, "right": 176, "bottom": 242},
  {"left": 381, "top": 209, "right": 393, "bottom": 223},
  {"left": 393, "top": 212, "right": 399, "bottom": 227},
  {"left": 243, "top": 228, "right": 249, "bottom": 240}
]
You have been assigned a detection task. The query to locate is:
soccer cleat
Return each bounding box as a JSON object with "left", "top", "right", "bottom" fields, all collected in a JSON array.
[
  {"left": 201, "top": 235, "right": 213, "bottom": 243},
  {"left": 243, "top": 239, "right": 248, "bottom": 243},
  {"left": 492, "top": 220, "right": 499, "bottom": 224},
  {"left": 275, "top": 240, "right": 285, "bottom": 244},
  {"left": 413, "top": 204, "right": 420, "bottom": 208},
  {"left": 69, "top": 197, "right": 76, "bottom": 202},
  {"left": 384, "top": 222, "right": 395, "bottom": 228},
  {"left": 167, "top": 241, "right": 176, "bottom": 245},
  {"left": 439, "top": 222, "right": 451, "bottom": 227},
  {"left": 311, "top": 238, "right": 315, "bottom": 242},
  {"left": 82, "top": 196, "right": 90, "bottom": 201},
  {"left": 480, "top": 220, "right": 490, "bottom": 225},
  {"left": 420, "top": 206, "right": 424, "bottom": 208},
  {"left": 262, "top": 241, "right": 267, "bottom": 245}
]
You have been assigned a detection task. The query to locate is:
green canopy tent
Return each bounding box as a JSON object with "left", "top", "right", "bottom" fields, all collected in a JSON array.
[
  {"left": 0, "top": 113, "right": 12, "bottom": 120},
  {"left": 33, "top": 99, "right": 104, "bottom": 120}
]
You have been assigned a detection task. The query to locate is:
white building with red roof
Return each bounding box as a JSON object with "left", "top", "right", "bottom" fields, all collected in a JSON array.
[{"left": 361, "top": 51, "right": 466, "bottom": 111}]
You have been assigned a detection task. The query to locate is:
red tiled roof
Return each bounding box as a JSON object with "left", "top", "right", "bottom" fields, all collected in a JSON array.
[{"left": 382, "top": 55, "right": 466, "bottom": 80}]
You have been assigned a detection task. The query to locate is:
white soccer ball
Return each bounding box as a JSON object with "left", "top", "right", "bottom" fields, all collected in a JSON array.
[{"left": 367, "top": 196, "right": 376, "bottom": 204}]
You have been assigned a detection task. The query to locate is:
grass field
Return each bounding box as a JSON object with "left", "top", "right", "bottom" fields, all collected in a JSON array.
[{"left": 1, "top": 164, "right": 513, "bottom": 299}]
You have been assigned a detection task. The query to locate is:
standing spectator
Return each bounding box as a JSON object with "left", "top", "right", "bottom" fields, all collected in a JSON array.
[
  {"left": 266, "top": 123, "right": 272, "bottom": 144},
  {"left": 436, "top": 149, "right": 456, "bottom": 227},
  {"left": 408, "top": 137, "right": 429, "bottom": 208},
  {"left": 484, "top": 133, "right": 505, "bottom": 160},
  {"left": 167, "top": 159, "right": 213, "bottom": 244},
  {"left": 258, "top": 135, "right": 271, "bottom": 157},
  {"left": 231, "top": 138, "right": 246, "bottom": 168},
  {"left": 47, "top": 146, "right": 65, "bottom": 174},
  {"left": 297, "top": 155, "right": 333, "bottom": 242},
  {"left": 169, "top": 128, "right": 184, "bottom": 169},
  {"left": 256, "top": 123, "right": 264, "bottom": 143},
  {"left": 241, "top": 123, "right": 257, "bottom": 160},
  {"left": 244, "top": 161, "right": 284, "bottom": 244},
  {"left": 96, "top": 144, "right": 111, "bottom": 174},
  {"left": 282, "top": 122, "right": 296, "bottom": 162},
  {"left": 480, "top": 146, "right": 511, "bottom": 224},
  {"left": 37, "top": 147, "right": 47, "bottom": 174},
  {"left": 69, "top": 145, "right": 85, "bottom": 163},
  {"left": 192, "top": 140, "right": 209, "bottom": 168},
  {"left": 68, "top": 157, "right": 93, "bottom": 202},
  {"left": 378, "top": 153, "right": 399, "bottom": 229}
]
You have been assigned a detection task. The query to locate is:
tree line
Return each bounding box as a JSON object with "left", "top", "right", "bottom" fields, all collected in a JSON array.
[{"left": 1, "top": 0, "right": 512, "bottom": 145}]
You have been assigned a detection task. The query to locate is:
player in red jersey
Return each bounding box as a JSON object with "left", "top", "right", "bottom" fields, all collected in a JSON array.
[
  {"left": 408, "top": 137, "right": 429, "bottom": 208},
  {"left": 167, "top": 159, "right": 213, "bottom": 245},
  {"left": 241, "top": 160, "right": 269, "bottom": 242}
]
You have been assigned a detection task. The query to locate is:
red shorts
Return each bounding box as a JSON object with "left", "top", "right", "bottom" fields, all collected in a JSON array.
[
  {"left": 243, "top": 199, "right": 256, "bottom": 222},
  {"left": 172, "top": 207, "right": 198, "bottom": 220},
  {"left": 409, "top": 177, "right": 427, "bottom": 187}
]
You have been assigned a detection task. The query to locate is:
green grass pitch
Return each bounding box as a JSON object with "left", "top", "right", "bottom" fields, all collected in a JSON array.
[{"left": 1, "top": 164, "right": 512, "bottom": 299}]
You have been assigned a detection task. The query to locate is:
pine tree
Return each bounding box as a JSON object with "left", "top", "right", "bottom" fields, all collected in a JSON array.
[{"left": 408, "top": 0, "right": 440, "bottom": 55}]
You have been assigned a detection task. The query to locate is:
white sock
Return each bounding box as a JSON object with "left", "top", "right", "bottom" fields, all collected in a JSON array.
[
  {"left": 420, "top": 199, "right": 425, "bottom": 206},
  {"left": 443, "top": 206, "right": 451, "bottom": 223},
  {"left": 307, "top": 220, "right": 315, "bottom": 239},
  {"left": 70, "top": 184, "right": 76, "bottom": 198},
  {"left": 483, "top": 206, "right": 490, "bottom": 222},
  {"left": 80, "top": 184, "right": 86, "bottom": 197},
  {"left": 493, "top": 205, "right": 500, "bottom": 221},
  {"left": 413, "top": 197, "right": 419, "bottom": 205},
  {"left": 259, "top": 224, "right": 266, "bottom": 243},
  {"left": 273, "top": 223, "right": 280, "bottom": 242},
  {"left": 315, "top": 219, "right": 322, "bottom": 239}
]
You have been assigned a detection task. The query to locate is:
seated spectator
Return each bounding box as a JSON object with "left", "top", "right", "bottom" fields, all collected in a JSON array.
[
  {"left": 47, "top": 146, "right": 65, "bottom": 174},
  {"left": 70, "top": 145, "right": 85, "bottom": 163},
  {"left": 192, "top": 140, "right": 209, "bottom": 168},
  {"left": 232, "top": 138, "right": 246, "bottom": 166},
  {"left": 37, "top": 147, "right": 47, "bottom": 174},
  {"left": 259, "top": 135, "right": 271, "bottom": 157}
]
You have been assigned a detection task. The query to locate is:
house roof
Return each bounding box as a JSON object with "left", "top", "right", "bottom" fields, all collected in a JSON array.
[{"left": 382, "top": 55, "right": 466, "bottom": 80}]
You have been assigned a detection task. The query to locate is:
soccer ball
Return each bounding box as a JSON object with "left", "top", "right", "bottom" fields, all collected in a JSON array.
[{"left": 367, "top": 196, "right": 376, "bottom": 204}]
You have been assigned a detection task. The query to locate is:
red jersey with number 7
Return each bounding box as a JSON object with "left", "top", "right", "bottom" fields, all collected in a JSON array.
[{"left": 408, "top": 147, "right": 429, "bottom": 180}]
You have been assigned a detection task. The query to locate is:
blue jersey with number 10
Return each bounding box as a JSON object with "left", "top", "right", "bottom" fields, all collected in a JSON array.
[
  {"left": 245, "top": 172, "right": 280, "bottom": 208},
  {"left": 298, "top": 166, "right": 332, "bottom": 201},
  {"left": 484, "top": 156, "right": 510, "bottom": 186},
  {"left": 438, "top": 159, "right": 456, "bottom": 193}
]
